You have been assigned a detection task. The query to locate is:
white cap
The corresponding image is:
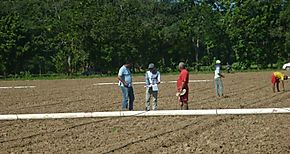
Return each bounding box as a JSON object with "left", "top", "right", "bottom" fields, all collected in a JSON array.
[
  {"left": 216, "top": 60, "right": 221, "bottom": 64},
  {"left": 148, "top": 63, "right": 155, "bottom": 69}
]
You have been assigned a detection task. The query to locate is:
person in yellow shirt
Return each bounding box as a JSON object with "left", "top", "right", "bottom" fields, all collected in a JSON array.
[{"left": 271, "top": 72, "right": 288, "bottom": 93}]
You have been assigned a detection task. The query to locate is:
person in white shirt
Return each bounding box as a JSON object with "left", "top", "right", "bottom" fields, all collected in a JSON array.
[
  {"left": 145, "top": 63, "right": 161, "bottom": 111},
  {"left": 214, "top": 60, "right": 225, "bottom": 97}
]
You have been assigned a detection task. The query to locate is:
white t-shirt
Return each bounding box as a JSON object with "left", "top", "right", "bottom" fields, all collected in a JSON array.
[{"left": 214, "top": 66, "right": 221, "bottom": 79}]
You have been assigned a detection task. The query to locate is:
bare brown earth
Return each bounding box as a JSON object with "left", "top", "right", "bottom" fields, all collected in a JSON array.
[{"left": 0, "top": 71, "right": 290, "bottom": 153}]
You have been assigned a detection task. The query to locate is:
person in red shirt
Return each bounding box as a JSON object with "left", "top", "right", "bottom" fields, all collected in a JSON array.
[{"left": 176, "top": 62, "right": 189, "bottom": 110}]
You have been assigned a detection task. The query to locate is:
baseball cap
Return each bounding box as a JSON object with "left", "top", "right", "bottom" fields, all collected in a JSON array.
[
  {"left": 216, "top": 60, "right": 221, "bottom": 64},
  {"left": 148, "top": 63, "right": 155, "bottom": 69}
]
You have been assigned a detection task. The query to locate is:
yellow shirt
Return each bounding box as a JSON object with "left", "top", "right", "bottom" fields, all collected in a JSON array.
[{"left": 274, "top": 72, "right": 284, "bottom": 80}]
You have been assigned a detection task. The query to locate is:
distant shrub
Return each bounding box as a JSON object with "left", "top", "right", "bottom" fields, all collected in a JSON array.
[
  {"left": 19, "top": 71, "right": 32, "bottom": 79},
  {"left": 276, "top": 59, "right": 286, "bottom": 70},
  {"left": 232, "top": 62, "right": 250, "bottom": 70}
]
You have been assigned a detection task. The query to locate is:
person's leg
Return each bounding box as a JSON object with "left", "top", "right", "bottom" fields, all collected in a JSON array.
[
  {"left": 152, "top": 91, "right": 158, "bottom": 110},
  {"left": 272, "top": 83, "right": 276, "bottom": 93},
  {"left": 271, "top": 74, "right": 276, "bottom": 92},
  {"left": 145, "top": 88, "right": 151, "bottom": 111},
  {"left": 276, "top": 79, "right": 280, "bottom": 92},
  {"left": 218, "top": 78, "right": 224, "bottom": 96},
  {"left": 120, "top": 86, "right": 129, "bottom": 110},
  {"left": 128, "top": 87, "right": 135, "bottom": 111},
  {"left": 185, "top": 89, "right": 189, "bottom": 110},
  {"left": 183, "top": 102, "right": 188, "bottom": 110},
  {"left": 214, "top": 78, "right": 219, "bottom": 96},
  {"left": 180, "top": 102, "right": 183, "bottom": 110},
  {"left": 180, "top": 90, "right": 189, "bottom": 110}
]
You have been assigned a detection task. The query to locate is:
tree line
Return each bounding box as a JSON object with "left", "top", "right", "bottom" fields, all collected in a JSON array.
[{"left": 0, "top": 0, "right": 289, "bottom": 76}]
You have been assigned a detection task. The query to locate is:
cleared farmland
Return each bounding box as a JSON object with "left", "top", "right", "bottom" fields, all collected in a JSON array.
[{"left": 1, "top": 71, "right": 290, "bottom": 153}]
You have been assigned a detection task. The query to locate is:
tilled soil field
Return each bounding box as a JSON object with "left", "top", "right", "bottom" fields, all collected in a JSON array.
[{"left": 1, "top": 71, "right": 290, "bottom": 153}]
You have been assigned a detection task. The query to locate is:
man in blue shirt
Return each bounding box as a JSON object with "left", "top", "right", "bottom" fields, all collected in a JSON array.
[
  {"left": 145, "top": 63, "right": 161, "bottom": 111},
  {"left": 118, "top": 61, "right": 135, "bottom": 111}
]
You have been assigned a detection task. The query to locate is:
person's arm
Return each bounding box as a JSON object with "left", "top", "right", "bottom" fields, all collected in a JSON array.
[
  {"left": 118, "top": 76, "right": 128, "bottom": 87},
  {"left": 218, "top": 73, "right": 225, "bottom": 78},
  {"left": 177, "top": 81, "right": 185, "bottom": 95},
  {"left": 180, "top": 82, "right": 185, "bottom": 90},
  {"left": 157, "top": 72, "right": 161, "bottom": 84},
  {"left": 145, "top": 72, "right": 150, "bottom": 86},
  {"left": 117, "top": 68, "right": 128, "bottom": 87},
  {"left": 180, "top": 71, "right": 188, "bottom": 90},
  {"left": 218, "top": 69, "right": 225, "bottom": 78},
  {"left": 282, "top": 80, "right": 285, "bottom": 91}
]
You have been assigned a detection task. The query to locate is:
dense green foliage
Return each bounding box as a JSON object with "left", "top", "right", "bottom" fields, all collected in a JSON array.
[{"left": 0, "top": 0, "right": 289, "bottom": 76}]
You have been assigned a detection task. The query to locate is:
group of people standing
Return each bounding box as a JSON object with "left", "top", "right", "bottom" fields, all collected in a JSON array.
[
  {"left": 117, "top": 60, "right": 225, "bottom": 111},
  {"left": 117, "top": 60, "right": 288, "bottom": 111}
]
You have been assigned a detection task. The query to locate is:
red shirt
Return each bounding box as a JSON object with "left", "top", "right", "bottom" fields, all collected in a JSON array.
[{"left": 177, "top": 69, "right": 189, "bottom": 91}]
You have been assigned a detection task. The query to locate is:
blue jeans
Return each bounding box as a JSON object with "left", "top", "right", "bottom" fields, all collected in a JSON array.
[
  {"left": 214, "top": 78, "right": 223, "bottom": 96},
  {"left": 120, "top": 86, "right": 135, "bottom": 110}
]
